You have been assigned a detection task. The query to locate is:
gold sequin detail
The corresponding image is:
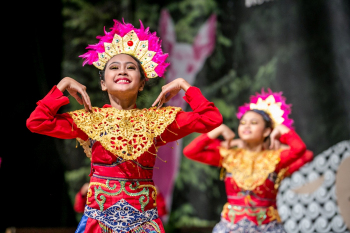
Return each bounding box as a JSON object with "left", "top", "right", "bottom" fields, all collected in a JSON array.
[
  {"left": 69, "top": 106, "right": 181, "bottom": 160},
  {"left": 86, "top": 188, "right": 92, "bottom": 205},
  {"left": 220, "top": 148, "right": 281, "bottom": 190},
  {"left": 274, "top": 167, "right": 289, "bottom": 190},
  {"left": 221, "top": 203, "right": 281, "bottom": 225},
  {"left": 138, "top": 184, "right": 158, "bottom": 206},
  {"left": 267, "top": 206, "right": 281, "bottom": 222}
]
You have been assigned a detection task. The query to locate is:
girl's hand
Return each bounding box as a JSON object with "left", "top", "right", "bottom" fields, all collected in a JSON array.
[
  {"left": 269, "top": 124, "right": 290, "bottom": 149},
  {"left": 152, "top": 78, "right": 191, "bottom": 108},
  {"left": 229, "top": 139, "right": 244, "bottom": 148},
  {"left": 208, "top": 124, "right": 235, "bottom": 149},
  {"left": 57, "top": 77, "right": 92, "bottom": 112},
  {"left": 80, "top": 183, "right": 90, "bottom": 196}
]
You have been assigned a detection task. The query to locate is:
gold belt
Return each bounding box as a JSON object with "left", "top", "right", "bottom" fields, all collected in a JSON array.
[{"left": 221, "top": 203, "right": 281, "bottom": 225}]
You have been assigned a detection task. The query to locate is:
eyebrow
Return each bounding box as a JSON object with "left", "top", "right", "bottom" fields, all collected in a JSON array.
[
  {"left": 241, "top": 118, "right": 259, "bottom": 121},
  {"left": 108, "top": 61, "right": 137, "bottom": 66}
]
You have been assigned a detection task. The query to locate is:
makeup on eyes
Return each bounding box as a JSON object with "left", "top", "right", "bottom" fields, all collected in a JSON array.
[
  {"left": 240, "top": 118, "right": 260, "bottom": 125},
  {"left": 108, "top": 64, "right": 137, "bottom": 70},
  {"left": 109, "top": 61, "right": 137, "bottom": 66}
]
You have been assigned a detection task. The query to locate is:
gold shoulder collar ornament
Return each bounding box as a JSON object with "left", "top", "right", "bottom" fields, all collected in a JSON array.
[
  {"left": 68, "top": 106, "right": 182, "bottom": 160},
  {"left": 220, "top": 148, "right": 281, "bottom": 190}
]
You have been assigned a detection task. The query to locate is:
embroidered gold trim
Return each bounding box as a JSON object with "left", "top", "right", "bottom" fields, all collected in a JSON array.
[
  {"left": 274, "top": 167, "right": 289, "bottom": 190},
  {"left": 138, "top": 184, "right": 158, "bottom": 206},
  {"left": 87, "top": 188, "right": 92, "bottom": 205},
  {"left": 69, "top": 106, "right": 181, "bottom": 160},
  {"left": 148, "top": 220, "right": 161, "bottom": 233},
  {"left": 220, "top": 148, "right": 281, "bottom": 190},
  {"left": 221, "top": 203, "right": 281, "bottom": 225},
  {"left": 267, "top": 206, "right": 281, "bottom": 222}
]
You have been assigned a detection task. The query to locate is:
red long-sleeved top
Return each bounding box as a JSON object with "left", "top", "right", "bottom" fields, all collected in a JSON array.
[
  {"left": 183, "top": 131, "right": 313, "bottom": 225},
  {"left": 26, "top": 85, "right": 222, "bottom": 214}
]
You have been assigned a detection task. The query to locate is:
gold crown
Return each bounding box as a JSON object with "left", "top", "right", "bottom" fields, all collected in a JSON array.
[
  {"left": 93, "top": 30, "right": 159, "bottom": 79},
  {"left": 250, "top": 95, "right": 285, "bottom": 127}
]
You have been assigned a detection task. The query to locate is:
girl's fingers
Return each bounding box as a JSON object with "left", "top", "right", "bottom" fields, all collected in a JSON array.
[
  {"left": 157, "top": 95, "right": 166, "bottom": 108},
  {"left": 152, "top": 89, "right": 166, "bottom": 106},
  {"left": 164, "top": 92, "right": 175, "bottom": 103},
  {"left": 152, "top": 94, "right": 162, "bottom": 107},
  {"left": 152, "top": 83, "right": 179, "bottom": 107},
  {"left": 82, "top": 98, "right": 89, "bottom": 112},
  {"left": 270, "top": 139, "right": 275, "bottom": 149},
  {"left": 81, "top": 90, "right": 92, "bottom": 111},
  {"left": 153, "top": 89, "right": 169, "bottom": 107},
  {"left": 226, "top": 139, "right": 231, "bottom": 149},
  {"left": 274, "top": 140, "right": 281, "bottom": 150},
  {"left": 70, "top": 92, "right": 83, "bottom": 105},
  {"left": 269, "top": 135, "right": 274, "bottom": 149}
]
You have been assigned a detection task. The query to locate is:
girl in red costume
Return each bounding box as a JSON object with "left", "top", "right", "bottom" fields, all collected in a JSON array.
[
  {"left": 183, "top": 90, "right": 313, "bottom": 233},
  {"left": 26, "top": 19, "right": 222, "bottom": 233}
]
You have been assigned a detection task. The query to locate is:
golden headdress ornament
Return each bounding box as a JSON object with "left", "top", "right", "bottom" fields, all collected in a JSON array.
[
  {"left": 79, "top": 19, "right": 169, "bottom": 79},
  {"left": 237, "top": 89, "right": 293, "bottom": 128}
]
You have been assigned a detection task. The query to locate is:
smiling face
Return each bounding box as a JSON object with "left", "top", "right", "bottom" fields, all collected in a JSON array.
[
  {"left": 238, "top": 111, "right": 272, "bottom": 144},
  {"left": 101, "top": 54, "right": 145, "bottom": 98}
]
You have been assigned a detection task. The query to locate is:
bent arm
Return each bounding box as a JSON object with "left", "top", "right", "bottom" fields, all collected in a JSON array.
[
  {"left": 286, "top": 150, "right": 313, "bottom": 175},
  {"left": 73, "top": 189, "right": 87, "bottom": 213},
  {"left": 26, "top": 86, "right": 88, "bottom": 140},
  {"left": 277, "top": 130, "right": 307, "bottom": 170},
  {"left": 156, "top": 86, "right": 223, "bottom": 145},
  {"left": 183, "top": 133, "right": 222, "bottom": 167}
]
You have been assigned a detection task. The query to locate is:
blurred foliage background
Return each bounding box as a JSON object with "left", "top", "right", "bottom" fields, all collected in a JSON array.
[{"left": 3, "top": 0, "right": 349, "bottom": 232}]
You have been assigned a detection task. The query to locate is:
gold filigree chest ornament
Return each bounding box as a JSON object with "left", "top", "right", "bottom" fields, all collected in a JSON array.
[
  {"left": 220, "top": 148, "right": 281, "bottom": 190},
  {"left": 68, "top": 106, "right": 181, "bottom": 160}
]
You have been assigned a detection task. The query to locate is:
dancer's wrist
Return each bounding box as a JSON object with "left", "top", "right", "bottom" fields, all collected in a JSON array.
[
  {"left": 179, "top": 78, "right": 191, "bottom": 92},
  {"left": 207, "top": 124, "right": 225, "bottom": 139},
  {"left": 57, "top": 77, "right": 70, "bottom": 92}
]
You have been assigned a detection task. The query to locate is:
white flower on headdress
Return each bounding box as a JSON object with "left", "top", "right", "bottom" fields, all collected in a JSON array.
[{"left": 250, "top": 95, "right": 285, "bottom": 126}]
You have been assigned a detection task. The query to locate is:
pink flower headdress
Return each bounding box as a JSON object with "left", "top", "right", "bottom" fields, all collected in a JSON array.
[
  {"left": 237, "top": 89, "right": 294, "bottom": 129},
  {"left": 79, "top": 19, "right": 169, "bottom": 79}
]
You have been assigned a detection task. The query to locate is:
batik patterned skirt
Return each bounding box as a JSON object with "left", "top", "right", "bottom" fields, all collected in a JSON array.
[
  {"left": 212, "top": 218, "right": 286, "bottom": 233},
  {"left": 75, "top": 199, "right": 165, "bottom": 233}
]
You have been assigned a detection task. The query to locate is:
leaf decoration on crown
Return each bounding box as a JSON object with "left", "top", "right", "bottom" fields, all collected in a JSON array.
[
  {"left": 79, "top": 19, "right": 169, "bottom": 79},
  {"left": 236, "top": 89, "right": 294, "bottom": 129}
]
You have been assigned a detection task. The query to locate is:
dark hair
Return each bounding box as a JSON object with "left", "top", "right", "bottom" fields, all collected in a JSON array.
[{"left": 99, "top": 54, "right": 147, "bottom": 82}]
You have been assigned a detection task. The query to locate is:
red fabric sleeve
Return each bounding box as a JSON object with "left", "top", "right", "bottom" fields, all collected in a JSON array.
[
  {"left": 276, "top": 130, "right": 307, "bottom": 170},
  {"left": 26, "top": 86, "right": 88, "bottom": 140},
  {"left": 74, "top": 190, "right": 87, "bottom": 213},
  {"left": 156, "top": 87, "right": 223, "bottom": 145},
  {"left": 183, "top": 133, "right": 222, "bottom": 167},
  {"left": 156, "top": 192, "right": 167, "bottom": 217},
  {"left": 287, "top": 150, "right": 313, "bottom": 175}
]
